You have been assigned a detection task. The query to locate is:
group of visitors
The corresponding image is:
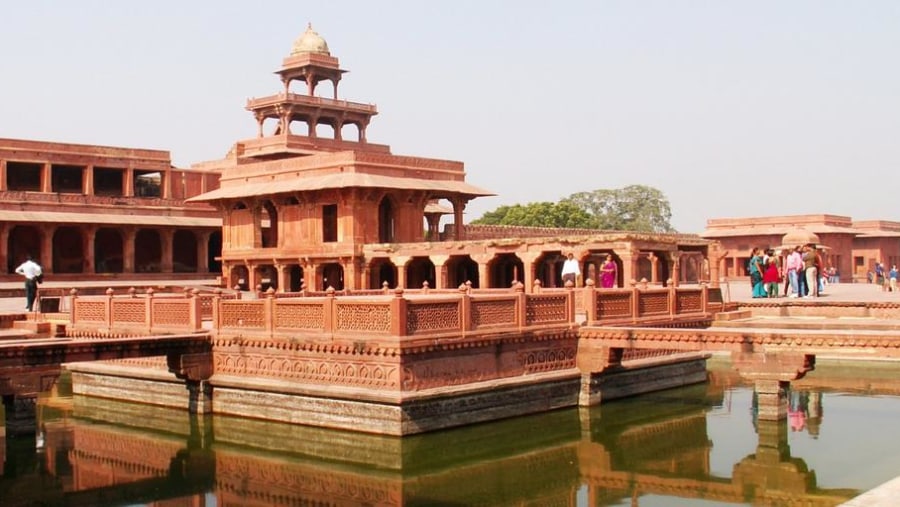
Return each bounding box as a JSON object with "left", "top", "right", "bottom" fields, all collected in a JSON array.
[
  {"left": 871, "top": 262, "right": 899, "bottom": 292},
  {"left": 748, "top": 243, "right": 826, "bottom": 298},
  {"left": 561, "top": 252, "right": 617, "bottom": 288}
]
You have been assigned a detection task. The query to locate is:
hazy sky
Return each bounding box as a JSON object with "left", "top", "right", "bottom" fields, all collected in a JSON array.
[{"left": 2, "top": 1, "right": 898, "bottom": 233}]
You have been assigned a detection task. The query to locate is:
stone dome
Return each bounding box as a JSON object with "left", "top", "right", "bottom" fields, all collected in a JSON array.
[
  {"left": 781, "top": 229, "right": 821, "bottom": 248},
  {"left": 291, "top": 24, "right": 330, "bottom": 56}
]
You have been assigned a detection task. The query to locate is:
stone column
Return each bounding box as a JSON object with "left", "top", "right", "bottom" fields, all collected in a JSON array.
[
  {"left": 41, "top": 163, "right": 52, "bottom": 193},
  {"left": 161, "top": 170, "right": 172, "bottom": 199},
  {"left": 160, "top": 229, "right": 174, "bottom": 273},
  {"left": 82, "top": 165, "right": 94, "bottom": 195},
  {"left": 82, "top": 226, "right": 96, "bottom": 274},
  {"left": 431, "top": 255, "right": 449, "bottom": 289},
  {"left": 394, "top": 256, "right": 410, "bottom": 289},
  {"left": 0, "top": 224, "right": 8, "bottom": 272},
  {"left": 521, "top": 252, "right": 541, "bottom": 293},
  {"left": 670, "top": 251, "right": 682, "bottom": 287},
  {"left": 197, "top": 232, "right": 210, "bottom": 273},
  {"left": 648, "top": 253, "right": 659, "bottom": 284},
  {"left": 123, "top": 228, "right": 136, "bottom": 273},
  {"left": 41, "top": 227, "right": 55, "bottom": 272},
  {"left": 274, "top": 263, "right": 286, "bottom": 292},
  {"left": 124, "top": 168, "right": 134, "bottom": 197},
  {"left": 0, "top": 159, "right": 7, "bottom": 191},
  {"left": 473, "top": 254, "right": 491, "bottom": 289},
  {"left": 619, "top": 250, "right": 636, "bottom": 286},
  {"left": 451, "top": 198, "right": 466, "bottom": 241},
  {"left": 303, "top": 261, "right": 318, "bottom": 292}
]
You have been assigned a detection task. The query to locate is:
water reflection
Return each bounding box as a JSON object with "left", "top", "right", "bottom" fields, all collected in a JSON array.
[{"left": 4, "top": 361, "right": 900, "bottom": 506}]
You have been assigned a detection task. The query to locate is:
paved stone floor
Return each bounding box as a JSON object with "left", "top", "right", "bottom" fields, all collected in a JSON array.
[{"left": 722, "top": 279, "right": 900, "bottom": 303}]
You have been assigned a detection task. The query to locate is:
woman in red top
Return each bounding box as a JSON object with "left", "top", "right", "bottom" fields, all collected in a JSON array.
[{"left": 763, "top": 257, "right": 781, "bottom": 298}]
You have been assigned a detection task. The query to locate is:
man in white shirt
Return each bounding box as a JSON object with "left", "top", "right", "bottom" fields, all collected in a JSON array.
[
  {"left": 15, "top": 255, "right": 43, "bottom": 311},
  {"left": 561, "top": 252, "right": 581, "bottom": 286}
]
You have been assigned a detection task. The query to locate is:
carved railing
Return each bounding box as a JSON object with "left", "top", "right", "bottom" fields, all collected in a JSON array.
[
  {"left": 582, "top": 280, "right": 720, "bottom": 326},
  {"left": 213, "top": 285, "right": 576, "bottom": 341},
  {"left": 68, "top": 288, "right": 203, "bottom": 336}
]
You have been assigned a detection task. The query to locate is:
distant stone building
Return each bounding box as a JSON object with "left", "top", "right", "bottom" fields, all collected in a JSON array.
[
  {"left": 702, "top": 214, "right": 900, "bottom": 283},
  {"left": 0, "top": 138, "right": 223, "bottom": 282}
]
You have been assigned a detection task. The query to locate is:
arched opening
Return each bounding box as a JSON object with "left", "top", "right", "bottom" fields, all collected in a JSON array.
[
  {"left": 207, "top": 231, "right": 222, "bottom": 274},
  {"left": 260, "top": 200, "right": 278, "bottom": 248},
  {"left": 368, "top": 258, "right": 397, "bottom": 289},
  {"left": 637, "top": 255, "right": 652, "bottom": 283},
  {"left": 321, "top": 263, "right": 344, "bottom": 291},
  {"left": 378, "top": 197, "right": 395, "bottom": 243},
  {"left": 288, "top": 265, "right": 303, "bottom": 292},
  {"left": 535, "top": 251, "right": 563, "bottom": 288},
  {"left": 489, "top": 253, "right": 524, "bottom": 288},
  {"left": 446, "top": 255, "right": 479, "bottom": 288},
  {"left": 95, "top": 228, "right": 124, "bottom": 273},
  {"left": 135, "top": 229, "right": 162, "bottom": 273},
  {"left": 53, "top": 227, "right": 84, "bottom": 273},
  {"left": 406, "top": 257, "right": 436, "bottom": 289},
  {"left": 230, "top": 265, "right": 249, "bottom": 291},
  {"left": 255, "top": 264, "right": 277, "bottom": 292},
  {"left": 173, "top": 230, "right": 198, "bottom": 272},
  {"left": 7, "top": 226, "right": 43, "bottom": 274}
]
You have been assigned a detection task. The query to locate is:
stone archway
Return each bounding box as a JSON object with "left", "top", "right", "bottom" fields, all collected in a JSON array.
[
  {"left": 321, "top": 263, "right": 344, "bottom": 291},
  {"left": 406, "top": 257, "right": 435, "bottom": 289},
  {"left": 378, "top": 196, "right": 396, "bottom": 243},
  {"left": 230, "top": 265, "right": 249, "bottom": 291},
  {"left": 135, "top": 229, "right": 162, "bottom": 273},
  {"left": 446, "top": 255, "right": 479, "bottom": 288},
  {"left": 490, "top": 253, "right": 524, "bottom": 288},
  {"left": 260, "top": 200, "right": 278, "bottom": 248},
  {"left": 53, "top": 227, "right": 84, "bottom": 273},
  {"left": 287, "top": 264, "right": 304, "bottom": 292},
  {"left": 368, "top": 258, "right": 397, "bottom": 289},
  {"left": 7, "top": 225, "right": 43, "bottom": 274},
  {"left": 173, "top": 230, "right": 198, "bottom": 272},
  {"left": 95, "top": 228, "right": 124, "bottom": 273}
]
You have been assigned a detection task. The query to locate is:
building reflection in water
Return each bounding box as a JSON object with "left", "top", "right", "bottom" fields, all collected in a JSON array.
[{"left": 2, "top": 368, "right": 881, "bottom": 506}]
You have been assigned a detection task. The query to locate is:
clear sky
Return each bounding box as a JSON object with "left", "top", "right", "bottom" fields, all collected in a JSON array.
[{"left": 2, "top": 1, "right": 898, "bottom": 233}]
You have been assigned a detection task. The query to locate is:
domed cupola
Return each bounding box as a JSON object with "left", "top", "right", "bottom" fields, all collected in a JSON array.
[{"left": 291, "top": 23, "right": 330, "bottom": 56}]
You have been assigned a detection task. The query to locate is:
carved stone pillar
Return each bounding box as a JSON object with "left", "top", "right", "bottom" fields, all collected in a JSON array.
[
  {"left": 732, "top": 352, "right": 815, "bottom": 421},
  {"left": 41, "top": 227, "right": 55, "bottom": 273},
  {"left": 520, "top": 253, "right": 541, "bottom": 293},
  {"left": 82, "top": 165, "right": 94, "bottom": 195},
  {"left": 472, "top": 254, "right": 491, "bottom": 289},
  {"left": 451, "top": 198, "right": 466, "bottom": 241},
  {"left": 274, "top": 263, "right": 287, "bottom": 292},
  {"left": 124, "top": 168, "right": 134, "bottom": 197},
  {"left": 160, "top": 229, "right": 174, "bottom": 273},
  {"left": 619, "top": 250, "right": 636, "bottom": 286},
  {"left": 431, "top": 255, "right": 449, "bottom": 289},
  {"left": 670, "top": 251, "right": 682, "bottom": 287},
  {"left": 648, "top": 253, "right": 659, "bottom": 284},
  {"left": 82, "top": 226, "right": 97, "bottom": 274},
  {"left": 394, "top": 256, "right": 410, "bottom": 289},
  {"left": 123, "top": 228, "right": 136, "bottom": 273},
  {"left": 0, "top": 159, "right": 7, "bottom": 191},
  {"left": 0, "top": 224, "right": 7, "bottom": 273},
  {"left": 41, "top": 163, "right": 52, "bottom": 193}
]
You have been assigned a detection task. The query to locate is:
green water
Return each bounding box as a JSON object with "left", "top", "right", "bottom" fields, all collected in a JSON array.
[{"left": 3, "top": 360, "right": 900, "bottom": 506}]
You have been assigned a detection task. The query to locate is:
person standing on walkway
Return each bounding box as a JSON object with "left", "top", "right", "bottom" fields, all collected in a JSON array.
[
  {"left": 600, "top": 254, "right": 617, "bottom": 288},
  {"left": 15, "top": 254, "right": 43, "bottom": 311},
  {"left": 749, "top": 248, "right": 767, "bottom": 298},
  {"left": 890, "top": 265, "right": 898, "bottom": 292},
  {"left": 802, "top": 244, "right": 818, "bottom": 297},
  {"left": 561, "top": 252, "right": 580, "bottom": 287},
  {"left": 785, "top": 245, "right": 803, "bottom": 298}
]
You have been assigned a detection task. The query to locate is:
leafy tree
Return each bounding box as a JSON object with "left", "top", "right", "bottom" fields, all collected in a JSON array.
[
  {"left": 562, "top": 184, "right": 675, "bottom": 233},
  {"left": 471, "top": 201, "right": 597, "bottom": 229},
  {"left": 472, "top": 185, "right": 675, "bottom": 233}
]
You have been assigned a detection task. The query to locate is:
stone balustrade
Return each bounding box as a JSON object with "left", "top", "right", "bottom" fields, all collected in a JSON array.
[
  {"left": 68, "top": 288, "right": 204, "bottom": 337},
  {"left": 582, "top": 280, "right": 721, "bottom": 326}
]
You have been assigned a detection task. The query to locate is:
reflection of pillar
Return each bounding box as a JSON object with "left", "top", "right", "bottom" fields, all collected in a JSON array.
[
  {"left": 755, "top": 379, "right": 789, "bottom": 421},
  {"left": 123, "top": 229, "right": 136, "bottom": 273},
  {"left": 160, "top": 229, "right": 174, "bottom": 273}
]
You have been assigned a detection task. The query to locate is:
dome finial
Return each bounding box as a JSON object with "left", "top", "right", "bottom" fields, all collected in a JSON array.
[{"left": 291, "top": 23, "right": 330, "bottom": 56}]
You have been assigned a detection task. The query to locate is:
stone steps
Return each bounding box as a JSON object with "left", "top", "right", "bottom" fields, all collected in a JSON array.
[{"left": 712, "top": 315, "right": 900, "bottom": 332}]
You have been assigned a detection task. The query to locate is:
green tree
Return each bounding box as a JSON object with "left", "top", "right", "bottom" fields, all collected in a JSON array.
[
  {"left": 471, "top": 201, "right": 597, "bottom": 229},
  {"left": 563, "top": 184, "right": 675, "bottom": 233}
]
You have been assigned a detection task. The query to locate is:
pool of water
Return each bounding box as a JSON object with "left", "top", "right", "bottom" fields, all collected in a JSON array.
[{"left": 3, "top": 359, "right": 899, "bottom": 506}]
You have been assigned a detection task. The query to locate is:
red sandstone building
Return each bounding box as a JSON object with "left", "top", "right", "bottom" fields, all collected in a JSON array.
[
  {"left": 0, "top": 138, "right": 223, "bottom": 283},
  {"left": 703, "top": 214, "right": 900, "bottom": 283}
]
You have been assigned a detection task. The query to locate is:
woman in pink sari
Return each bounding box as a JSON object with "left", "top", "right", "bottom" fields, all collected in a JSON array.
[{"left": 600, "top": 254, "right": 617, "bottom": 288}]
